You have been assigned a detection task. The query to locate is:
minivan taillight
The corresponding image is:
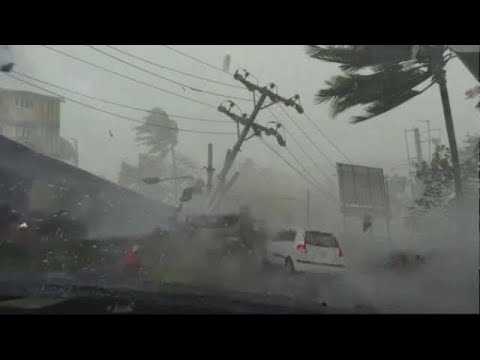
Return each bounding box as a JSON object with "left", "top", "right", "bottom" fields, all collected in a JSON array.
[
  {"left": 296, "top": 243, "right": 307, "bottom": 253},
  {"left": 338, "top": 247, "right": 344, "bottom": 257}
]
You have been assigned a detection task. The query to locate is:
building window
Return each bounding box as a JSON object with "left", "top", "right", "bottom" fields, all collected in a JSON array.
[{"left": 15, "top": 96, "right": 34, "bottom": 109}]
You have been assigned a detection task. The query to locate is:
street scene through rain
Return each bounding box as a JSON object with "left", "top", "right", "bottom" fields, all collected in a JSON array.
[{"left": 0, "top": 45, "right": 478, "bottom": 314}]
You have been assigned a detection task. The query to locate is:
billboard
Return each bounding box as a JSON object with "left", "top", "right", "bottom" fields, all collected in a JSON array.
[{"left": 337, "top": 163, "right": 390, "bottom": 217}]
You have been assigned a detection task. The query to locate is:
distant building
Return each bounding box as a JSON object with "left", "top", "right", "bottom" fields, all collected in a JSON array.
[{"left": 0, "top": 87, "right": 78, "bottom": 166}]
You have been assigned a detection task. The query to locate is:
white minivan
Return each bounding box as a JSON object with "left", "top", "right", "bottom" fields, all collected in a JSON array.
[{"left": 265, "top": 228, "right": 346, "bottom": 275}]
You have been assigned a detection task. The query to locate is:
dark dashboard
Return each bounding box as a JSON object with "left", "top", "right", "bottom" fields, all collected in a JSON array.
[{"left": 0, "top": 282, "right": 372, "bottom": 314}]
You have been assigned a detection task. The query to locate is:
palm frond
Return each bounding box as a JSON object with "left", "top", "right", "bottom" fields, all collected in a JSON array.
[
  {"left": 306, "top": 45, "right": 371, "bottom": 67},
  {"left": 307, "top": 45, "right": 424, "bottom": 72},
  {"left": 317, "top": 66, "right": 433, "bottom": 117},
  {"left": 350, "top": 89, "right": 423, "bottom": 123}
]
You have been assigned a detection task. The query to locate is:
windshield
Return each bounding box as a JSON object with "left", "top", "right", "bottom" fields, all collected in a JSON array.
[{"left": 0, "top": 45, "right": 478, "bottom": 314}]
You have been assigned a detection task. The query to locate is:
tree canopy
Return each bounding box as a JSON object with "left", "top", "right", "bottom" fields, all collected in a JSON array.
[
  {"left": 415, "top": 134, "right": 479, "bottom": 209},
  {"left": 135, "top": 108, "right": 178, "bottom": 157},
  {"left": 306, "top": 45, "right": 454, "bottom": 123}
]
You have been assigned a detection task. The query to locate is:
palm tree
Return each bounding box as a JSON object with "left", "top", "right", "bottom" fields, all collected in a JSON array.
[
  {"left": 306, "top": 45, "right": 463, "bottom": 200},
  {"left": 135, "top": 107, "right": 179, "bottom": 200},
  {"left": 135, "top": 107, "right": 178, "bottom": 158}
]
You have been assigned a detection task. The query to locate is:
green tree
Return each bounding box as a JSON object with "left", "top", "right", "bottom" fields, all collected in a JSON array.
[
  {"left": 135, "top": 108, "right": 179, "bottom": 158},
  {"left": 306, "top": 45, "right": 463, "bottom": 199},
  {"left": 415, "top": 135, "right": 479, "bottom": 210}
]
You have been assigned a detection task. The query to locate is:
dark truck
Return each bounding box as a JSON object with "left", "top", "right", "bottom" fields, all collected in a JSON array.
[{"left": 184, "top": 214, "right": 266, "bottom": 263}]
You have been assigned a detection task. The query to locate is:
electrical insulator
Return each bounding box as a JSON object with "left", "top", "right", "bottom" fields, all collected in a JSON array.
[{"left": 295, "top": 104, "right": 304, "bottom": 114}]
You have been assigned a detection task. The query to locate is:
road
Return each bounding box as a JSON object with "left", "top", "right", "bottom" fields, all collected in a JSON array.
[{"left": 2, "top": 241, "right": 476, "bottom": 313}]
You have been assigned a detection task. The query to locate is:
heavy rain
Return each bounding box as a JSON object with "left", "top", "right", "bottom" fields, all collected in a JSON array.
[{"left": 0, "top": 45, "right": 478, "bottom": 314}]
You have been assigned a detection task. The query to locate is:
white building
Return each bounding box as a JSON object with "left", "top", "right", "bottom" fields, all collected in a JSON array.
[{"left": 0, "top": 87, "right": 78, "bottom": 166}]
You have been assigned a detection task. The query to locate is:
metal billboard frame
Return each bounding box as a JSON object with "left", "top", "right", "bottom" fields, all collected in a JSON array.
[{"left": 337, "top": 163, "right": 391, "bottom": 240}]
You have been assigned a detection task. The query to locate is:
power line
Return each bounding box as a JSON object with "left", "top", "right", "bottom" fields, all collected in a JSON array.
[
  {"left": 86, "top": 45, "right": 251, "bottom": 102},
  {"left": 41, "top": 45, "right": 218, "bottom": 110},
  {"left": 284, "top": 146, "right": 324, "bottom": 189},
  {"left": 302, "top": 113, "right": 352, "bottom": 163},
  {"left": 158, "top": 45, "right": 351, "bottom": 164},
  {"left": 258, "top": 137, "right": 338, "bottom": 203},
  {"left": 162, "top": 45, "right": 230, "bottom": 75},
  {"left": 284, "top": 127, "right": 337, "bottom": 187},
  {"left": 277, "top": 105, "right": 336, "bottom": 168},
  {"left": 7, "top": 73, "right": 237, "bottom": 136},
  {"left": 106, "top": 45, "right": 245, "bottom": 90},
  {"left": 13, "top": 70, "right": 232, "bottom": 124},
  {"left": 267, "top": 108, "right": 336, "bottom": 186},
  {"left": 157, "top": 46, "right": 338, "bottom": 198}
]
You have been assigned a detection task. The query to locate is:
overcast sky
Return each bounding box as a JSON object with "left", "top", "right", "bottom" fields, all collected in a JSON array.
[{"left": 3, "top": 45, "right": 479, "bottom": 191}]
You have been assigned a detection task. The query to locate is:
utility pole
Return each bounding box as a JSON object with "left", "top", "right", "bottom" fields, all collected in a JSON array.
[
  {"left": 431, "top": 46, "right": 463, "bottom": 202},
  {"left": 437, "top": 70, "right": 463, "bottom": 202},
  {"left": 215, "top": 171, "right": 240, "bottom": 212},
  {"left": 170, "top": 145, "right": 178, "bottom": 204},
  {"left": 208, "top": 69, "right": 303, "bottom": 211},
  {"left": 205, "top": 143, "right": 215, "bottom": 195},
  {"left": 306, "top": 189, "right": 311, "bottom": 229}
]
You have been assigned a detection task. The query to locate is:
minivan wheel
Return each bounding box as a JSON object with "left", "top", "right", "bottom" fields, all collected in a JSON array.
[{"left": 285, "top": 257, "right": 295, "bottom": 275}]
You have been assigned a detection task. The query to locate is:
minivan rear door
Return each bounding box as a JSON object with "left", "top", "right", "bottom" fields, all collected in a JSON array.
[{"left": 304, "top": 232, "right": 342, "bottom": 269}]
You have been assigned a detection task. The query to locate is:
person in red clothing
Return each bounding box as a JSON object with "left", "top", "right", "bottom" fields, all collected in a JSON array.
[{"left": 123, "top": 244, "right": 141, "bottom": 276}]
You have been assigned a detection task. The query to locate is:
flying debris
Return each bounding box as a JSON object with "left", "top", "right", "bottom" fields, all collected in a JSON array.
[
  {"left": 223, "top": 54, "right": 231, "bottom": 73},
  {"left": 109, "top": 130, "right": 114, "bottom": 138},
  {"left": 465, "top": 86, "right": 480, "bottom": 111},
  {"left": 465, "top": 86, "right": 480, "bottom": 99},
  {"left": 180, "top": 187, "right": 194, "bottom": 202},
  {"left": 0, "top": 45, "right": 14, "bottom": 72}
]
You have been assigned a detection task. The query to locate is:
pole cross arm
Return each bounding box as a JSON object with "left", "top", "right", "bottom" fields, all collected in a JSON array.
[
  {"left": 233, "top": 70, "right": 304, "bottom": 114},
  {"left": 218, "top": 105, "right": 286, "bottom": 146}
]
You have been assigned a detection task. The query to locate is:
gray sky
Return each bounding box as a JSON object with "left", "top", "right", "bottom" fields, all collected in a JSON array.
[{"left": 4, "top": 45, "right": 479, "bottom": 191}]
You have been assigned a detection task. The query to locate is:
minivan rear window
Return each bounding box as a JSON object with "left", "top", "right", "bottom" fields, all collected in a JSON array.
[{"left": 305, "top": 232, "right": 339, "bottom": 248}]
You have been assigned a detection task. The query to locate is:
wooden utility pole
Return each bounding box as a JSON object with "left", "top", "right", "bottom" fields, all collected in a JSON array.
[
  {"left": 430, "top": 46, "right": 464, "bottom": 202},
  {"left": 208, "top": 69, "right": 303, "bottom": 211},
  {"left": 437, "top": 71, "right": 464, "bottom": 201}
]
